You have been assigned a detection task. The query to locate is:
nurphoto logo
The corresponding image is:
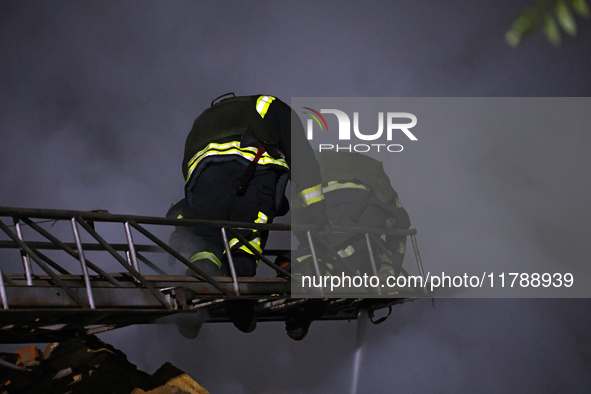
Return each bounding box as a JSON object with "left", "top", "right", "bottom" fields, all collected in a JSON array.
[{"left": 302, "top": 108, "right": 418, "bottom": 153}]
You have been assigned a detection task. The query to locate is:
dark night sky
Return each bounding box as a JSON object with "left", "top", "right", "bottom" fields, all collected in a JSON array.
[{"left": 1, "top": 1, "right": 590, "bottom": 393}]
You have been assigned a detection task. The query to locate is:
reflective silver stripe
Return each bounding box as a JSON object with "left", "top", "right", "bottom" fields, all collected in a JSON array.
[
  {"left": 229, "top": 237, "right": 262, "bottom": 254},
  {"left": 224, "top": 211, "right": 268, "bottom": 258},
  {"left": 255, "top": 211, "right": 268, "bottom": 224},
  {"left": 227, "top": 211, "right": 267, "bottom": 255},
  {"left": 299, "top": 184, "right": 324, "bottom": 206},
  {"left": 337, "top": 245, "right": 355, "bottom": 258},
  {"left": 190, "top": 251, "right": 221, "bottom": 268},
  {"left": 256, "top": 96, "right": 276, "bottom": 118},
  {"left": 186, "top": 141, "right": 289, "bottom": 182},
  {"left": 247, "top": 237, "right": 262, "bottom": 254},
  {"left": 322, "top": 181, "right": 368, "bottom": 194}
]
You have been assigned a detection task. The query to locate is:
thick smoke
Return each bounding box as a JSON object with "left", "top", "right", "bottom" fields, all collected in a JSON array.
[{"left": 1, "top": 1, "right": 590, "bottom": 393}]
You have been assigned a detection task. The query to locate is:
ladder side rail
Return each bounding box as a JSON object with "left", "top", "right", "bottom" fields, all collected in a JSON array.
[
  {"left": 0, "top": 240, "right": 162, "bottom": 253},
  {"left": 0, "top": 206, "right": 292, "bottom": 232},
  {"left": 327, "top": 224, "right": 417, "bottom": 236},
  {"left": 0, "top": 274, "right": 16, "bottom": 286}
]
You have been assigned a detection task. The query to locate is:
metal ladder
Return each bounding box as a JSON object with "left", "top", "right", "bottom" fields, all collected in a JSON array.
[{"left": 0, "top": 206, "right": 425, "bottom": 343}]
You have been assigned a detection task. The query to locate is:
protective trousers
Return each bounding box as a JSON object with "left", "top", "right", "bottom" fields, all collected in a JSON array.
[
  {"left": 323, "top": 188, "right": 408, "bottom": 275},
  {"left": 185, "top": 160, "right": 278, "bottom": 277}
]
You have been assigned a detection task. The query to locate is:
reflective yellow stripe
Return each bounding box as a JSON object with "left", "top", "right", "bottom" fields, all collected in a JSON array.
[
  {"left": 337, "top": 245, "right": 355, "bottom": 258},
  {"left": 296, "top": 254, "right": 311, "bottom": 263},
  {"left": 229, "top": 237, "right": 262, "bottom": 255},
  {"left": 397, "top": 242, "right": 406, "bottom": 254},
  {"left": 186, "top": 141, "right": 289, "bottom": 182},
  {"left": 224, "top": 211, "right": 268, "bottom": 258},
  {"left": 255, "top": 211, "right": 268, "bottom": 224},
  {"left": 188, "top": 141, "right": 288, "bottom": 168},
  {"left": 322, "top": 181, "right": 368, "bottom": 194},
  {"left": 177, "top": 214, "right": 183, "bottom": 219},
  {"left": 190, "top": 251, "right": 221, "bottom": 268},
  {"left": 256, "top": 96, "right": 276, "bottom": 118},
  {"left": 299, "top": 184, "right": 324, "bottom": 206},
  {"left": 395, "top": 198, "right": 402, "bottom": 208},
  {"left": 241, "top": 237, "right": 262, "bottom": 255}
]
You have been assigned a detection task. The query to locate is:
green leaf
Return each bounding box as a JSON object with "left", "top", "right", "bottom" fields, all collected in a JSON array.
[
  {"left": 505, "top": 30, "right": 521, "bottom": 47},
  {"left": 556, "top": 1, "right": 577, "bottom": 36},
  {"left": 570, "top": 0, "right": 590, "bottom": 18},
  {"left": 543, "top": 14, "right": 561, "bottom": 46},
  {"left": 505, "top": 14, "right": 536, "bottom": 47}
]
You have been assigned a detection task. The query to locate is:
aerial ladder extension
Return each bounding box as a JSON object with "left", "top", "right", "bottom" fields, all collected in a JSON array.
[{"left": 0, "top": 206, "right": 427, "bottom": 343}]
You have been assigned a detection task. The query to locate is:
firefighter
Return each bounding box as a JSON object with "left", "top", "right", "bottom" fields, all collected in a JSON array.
[
  {"left": 314, "top": 151, "right": 411, "bottom": 280},
  {"left": 285, "top": 151, "right": 411, "bottom": 340},
  {"left": 178, "top": 93, "right": 327, "bottom": 333}
]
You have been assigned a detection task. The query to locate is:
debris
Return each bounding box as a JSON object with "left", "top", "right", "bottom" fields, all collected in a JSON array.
[
  {"left": 14, "top": 344, "right": 42, "bottom": 367},
  {"left": 0, "top": 336, "right": 209, "bottom": 394}
]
